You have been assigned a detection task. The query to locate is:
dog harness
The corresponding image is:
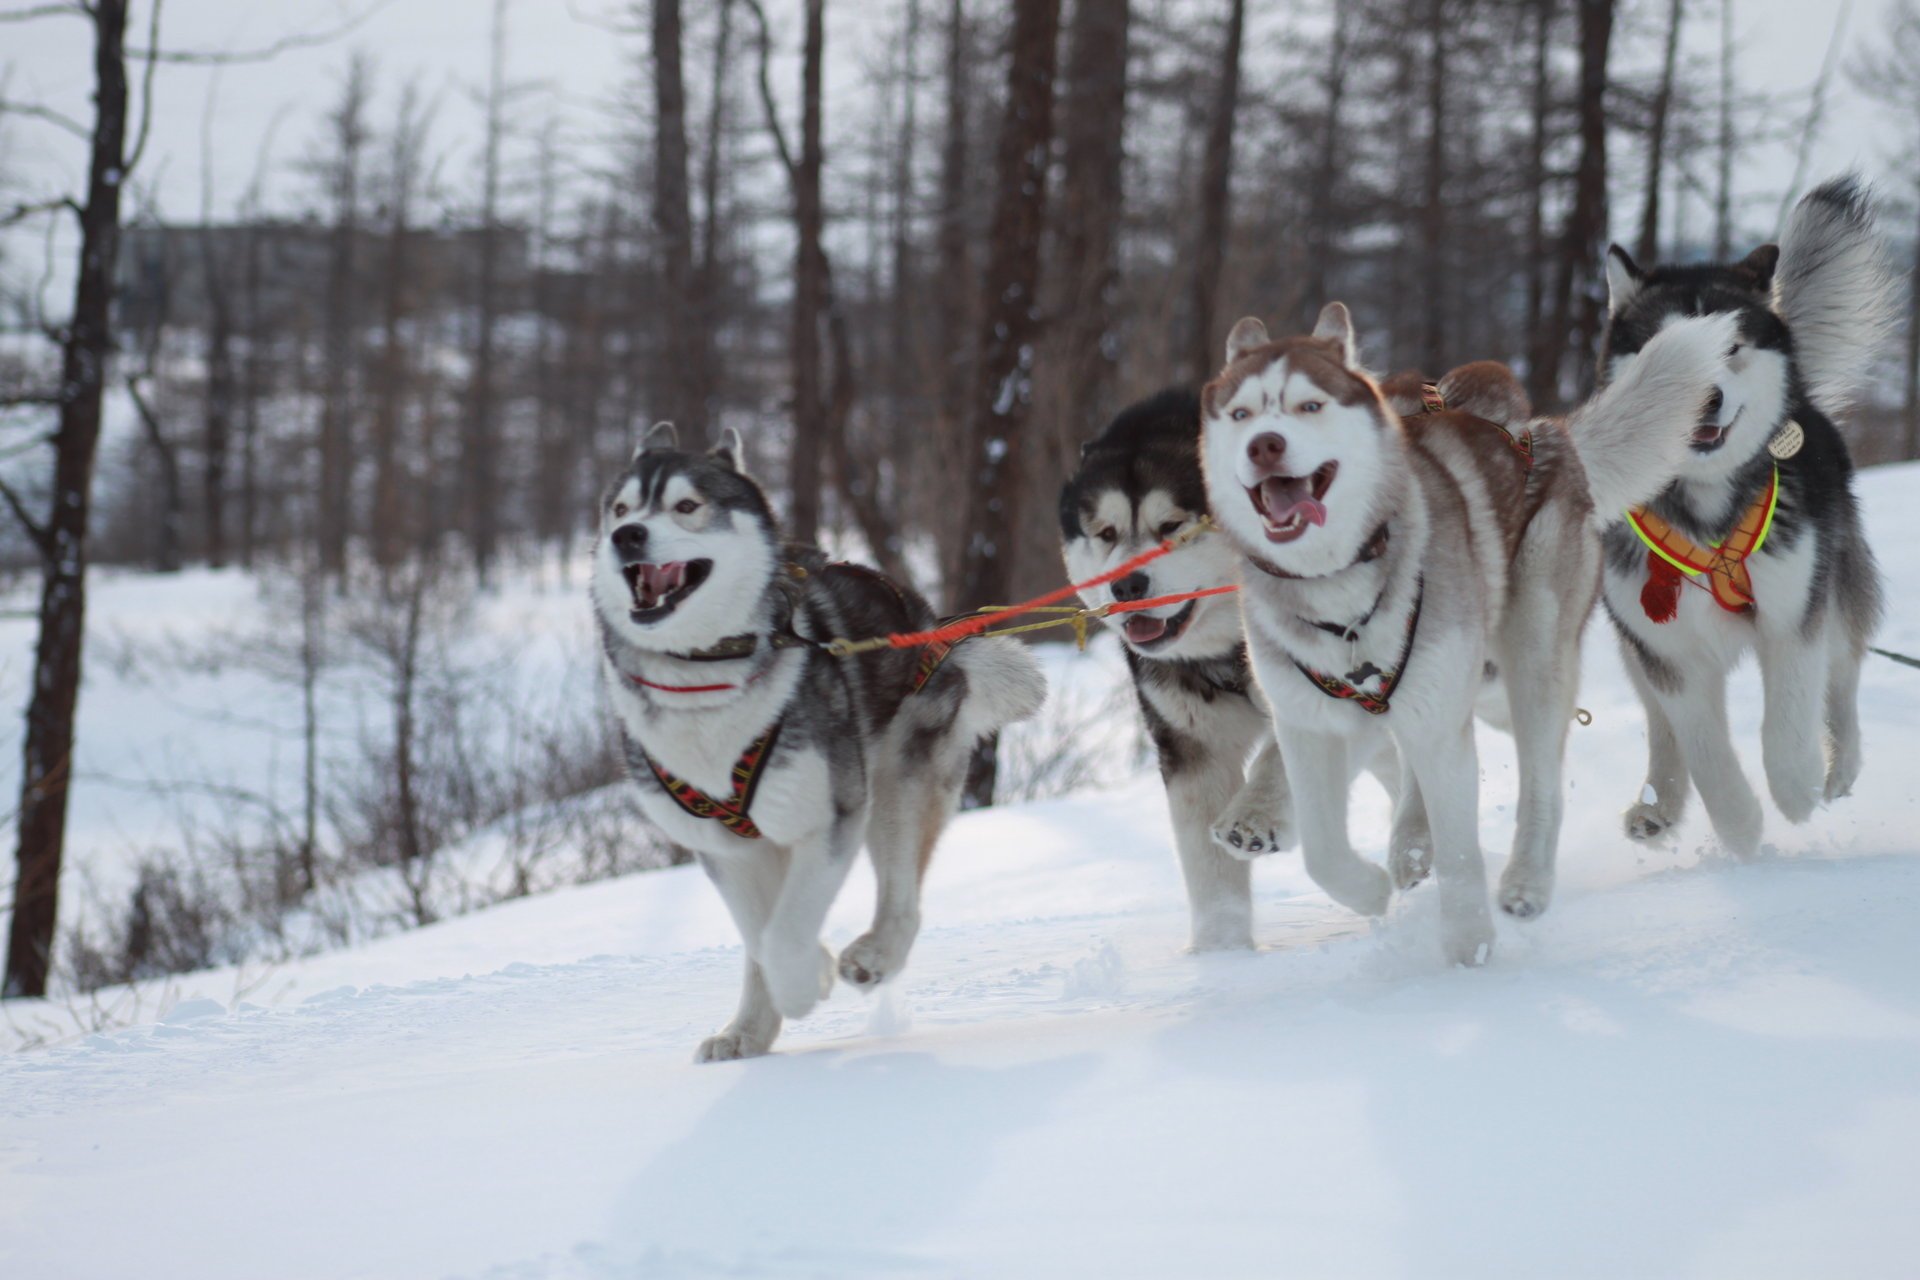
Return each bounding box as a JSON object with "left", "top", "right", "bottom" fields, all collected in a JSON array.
[
  {"left": 1415, "top": 382, "right": 1533, "bottom": 468},
  {"left": 1627, "top": 466, "right": 1779, "bottom": 623},
  {"left": 635, "top": 562, "right": 961, "bottom": 840},
  {"left": 1291, "top": 576, "right": 1426, "bottom": 715}
]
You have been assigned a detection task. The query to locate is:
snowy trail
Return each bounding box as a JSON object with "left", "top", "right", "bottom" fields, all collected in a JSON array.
[{"left": 4, "top": 466, "right": 1920, "bottom": 1278}]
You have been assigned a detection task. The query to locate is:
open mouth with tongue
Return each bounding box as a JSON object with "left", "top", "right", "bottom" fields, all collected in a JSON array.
[
  {"left": 622, "top": 559, "right": 713, "bottom": 623},
  {"left": 1247, "top": 461, "right": 1339, "bottom": 542},
  {"left": 1691, "top": 402, "right": 1739, "bottom": 453},
  {"left": 1120, "top": 599, "right": 1197, "bottom": 651}
]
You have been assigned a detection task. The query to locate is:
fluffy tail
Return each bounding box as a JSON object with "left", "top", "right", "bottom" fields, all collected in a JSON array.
[
  {"left": 1775, "top": 175, "right": 1896, "bottom": 419},
  {"left": 953, "top": 635, "right": 1047, "bottom": 740},
  {"left": 1569, "top": 312, "right": 1739, "bottom": 519}
]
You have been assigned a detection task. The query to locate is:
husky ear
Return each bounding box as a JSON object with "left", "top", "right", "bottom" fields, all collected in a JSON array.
[
  {"left": 710, "top": 424, "right": 745, "bottom": 471},
  {"left": 1738, "top": 243, "right": 1780, "bottom": 292},
  {"left": 1224, "top": 316, "right": 1270, "bottom": 366},
  {"left": 1312, "top": 302, "right": 1356, "bottom": 366},
  {"left": 633, "top": 420, "right": 678, "bottom": 461},
  {"left": 1605, "top": 245, "right": 1645, "bottom": 314}
]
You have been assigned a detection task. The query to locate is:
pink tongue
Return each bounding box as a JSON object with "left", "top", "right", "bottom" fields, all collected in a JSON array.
[
  {"left": 636, "top": 562, "right": 685, "bottom": 605},
  {"left": 1258, "top": 477, "right": 1327, "bottom": 528},
  {"left": 1125, "top": 615, "right": 1168, "bottom": 644}
]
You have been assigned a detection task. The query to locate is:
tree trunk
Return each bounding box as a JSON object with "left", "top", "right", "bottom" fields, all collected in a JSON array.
[
  {"left": 1302, "top": 0, "right": 1351, "bottom": 328},
  {"left": 1419, "top": 0, "right": 1448, "bottom": 371},
  {"left": 1536, "top": 0, "right": 1614, "bottom": 407},
  {"left": 5, "top": 0, "right": 130, "bottom": 999},
  {"left": 788, "top": 0, "right": 828, "bottom": 546},
  {"left": 318, "top": 56, "right": 370, "bottom": 579},
  {"left": 1187, "top": 0, "right": 1244, "bottom": 383},
  {"left": 653, "top": 0, "right": 705, "bottom": 436},
  {"left": 125, "top": 377, "right": 183, "bottom": 574},
  {"left": 1907, "top": 181, "right": 1920, "bottom": 459},
  {"left": 372, "top": 86, "right": 426, "bottom": 572},
  {"left": 936, "top": 0, "right": 971, "bottom": 420},
  {"left": 696, "top": 0, "right": 734, "bottom": 430},
  {"left": 1637, "top": 0, "right": 1686, "bottom": 265},
  {"left": 200, "top": 234, "right": 235, "bottom": 569},
  {"left": 956, "top": 0, "right": 1062, "bottom": 807},
  {"left": 467, "top": 0, "right": 509, "bottom": 582},
  {"left": 1523, "top": 0, "right": 1553, "bottom": 348},
  {"left": 1714, "top": 0, "right": 1734, "bottom": 259}
]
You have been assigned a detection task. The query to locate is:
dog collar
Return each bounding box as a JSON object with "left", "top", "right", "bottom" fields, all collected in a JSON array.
[
  {"left": 1245, "top": 522, "right": 1389, "bottom": 582},
  {"left": 1291, "top": 576, "right": 1426, "bottom": 715}
]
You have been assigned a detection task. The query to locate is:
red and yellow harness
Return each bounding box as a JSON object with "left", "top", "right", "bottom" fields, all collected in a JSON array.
[{"left": 1626, "top": 467, "right": 1779, "bottom": 623}]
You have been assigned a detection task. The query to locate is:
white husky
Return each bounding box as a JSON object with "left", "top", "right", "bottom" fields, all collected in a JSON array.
[{"left": 1199, "top": 303, "right": 1735, "bottom": 963}]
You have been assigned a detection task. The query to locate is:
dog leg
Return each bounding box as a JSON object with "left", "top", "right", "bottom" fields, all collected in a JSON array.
[
  {"left": 1495, "top": 591, "right": 1578, "bottom": 919},
  {"left": 1756, "top": 615, "right": 1828, "bottom": 824},
  {"left": 1278, "top": 727, "right": 1392, "bottom": 917},
  {"left": 695, "top": 851, "right": 787, "bottom": 1061},
  {"left": 1824, "top": 629, "right": 1866, "bottom": 801},
  {"left": 1174, "top": 755, "right": 1256, "bottom": 950},
  {"left": 840, "top": 753, "right": 964, "bottom": 989},
  {"left": 1402, "top": 722, "right": 1495, "bottom": 966},
  {"left": 758, "top": 817, "right": 861, "bottom": 1020},
  {"left": 1662, "top": 668, "right": 1764, "bottom": 856},
  {"left": 1621, "top": 650, "right": 1691, "bottom": 841},
  {"left": 1210, "top": 735, "right": 1296, "bottom": 858},
  {"left": 1385, "top": 750, "right": 1433, "bottom": 890}
]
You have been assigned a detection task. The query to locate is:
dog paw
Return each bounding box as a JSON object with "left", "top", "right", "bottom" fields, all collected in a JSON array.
[
  {"left": 1825, "top": 745, "right": 1861, "bottom": 802},
  {"left": 1497, "top": 868, "right": 1552, "bottom": 920},
  {"left": 1441, "top": 914, "right": 1495, "bottom": 968},
  {"left": 760, "top": 941, "right": 835, "bottom": 1020},
  {"left": 1624, "top": 784, "right": 1682, "bottom": 841},
  {"left": 1388, "top": 841, "right": 1432, "bottom": 890},
  {"left": 1210, "top": 795, "right": 1293, "bottom": 862},
  {"left": 695, "top": 1030, "right": 771, "bottom": 1063},
  {"left": 838, "top": 932, "right": 911, "bottom": 990},
  {"left": 1766, "top": 762, "right": 1823, "bottom": 824}
]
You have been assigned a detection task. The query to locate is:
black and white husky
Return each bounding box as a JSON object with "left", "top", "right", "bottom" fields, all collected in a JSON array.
[
  {"left": 592, "top": 425, "right": 1044, "bottom": 1060},
  {"left": 1199, "top": 303, "right": 1734, "bottom": 964},
  {"left": 1600, "top": 177, "right": 1890, "bottom": 856},
  {"left": 1059, "top": 389, "right": 1294, "bottom": 951}
]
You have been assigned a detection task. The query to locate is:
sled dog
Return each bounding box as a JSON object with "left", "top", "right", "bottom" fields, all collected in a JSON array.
[
  {"left": 593, "top": 425, "right": 1045, "bottom": 1059},
  {"left": 1059, "top": 388, "right": 1296, "bottom": 951},
  {"left": 1200, "top": 302, "right": 1735, "bottom": 963},
  {"left": 1599, "top": 176, "right": 1889, "bottom": 856}
]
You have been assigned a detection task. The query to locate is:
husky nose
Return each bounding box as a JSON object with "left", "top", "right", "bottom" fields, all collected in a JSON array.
[
  {"left": 1111, "top": 572, "right": 1151, "bottom": 603},
  {"left": 1702, "top": 388, "right": 1725, "bottom": 420},
  {"left": 611, "top": 523, "right": 649, "bottom": 558},
  {"left": 1246, "top": 433, "right": 1287, "bottom": 472}
]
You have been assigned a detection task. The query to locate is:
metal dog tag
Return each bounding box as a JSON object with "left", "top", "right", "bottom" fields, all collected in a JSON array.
[{"left": 1767, "top": 420, "right": 1804, "bottom": 460}]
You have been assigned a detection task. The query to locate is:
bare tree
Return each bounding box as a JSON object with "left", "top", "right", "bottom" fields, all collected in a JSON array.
[
  {"left": 651, "top": 0, "right": 706, "bottom": 435},
  {"left": 789, "top": 0, "right": 828, "bottom": 545},
  {"left": 1186, "top": 0, "right": 1244, "bottom": 383},
  {"left": 956, "top": 0, "right": 1063, "bottom": 806},
  {"left": 2, "top": 0, "right": 136, "bottom": 998},
  {"left": 370, "top": 82, "right": 434, "bottom": 571},
  {"left": 1713, "top": 0, "right": 1734, "bottom": 258},
  {"left": 315, "top": 54, "right": 372, "bottom": 578},
  {"left": 466, "top": 0, "right": 513, "bottom": 582},
  {"left": 1853, "top": 0, "right": 1920, "bottom": 459},
  {"left": 1635, "top": 0, "right": 1686, "bottom": 264}
]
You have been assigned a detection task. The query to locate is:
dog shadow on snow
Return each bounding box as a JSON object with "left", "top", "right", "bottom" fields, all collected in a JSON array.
[{"left": 606, "top": 1047, "right": 1093, "bottom": 1272}]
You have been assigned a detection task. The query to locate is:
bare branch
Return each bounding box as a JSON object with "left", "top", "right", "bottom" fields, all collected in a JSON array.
[
  {"left": 0, "top": 476, "right": 53, "bottom": 562},
  {"left": 127, "top": 0, "right": 398, "bottom": 64},
  {"left": 0, "top": 98, "right": 90, "bottom": 139},
  {"left": 0, "top": 196, "right": 81, "bottom": 229},
  {"left": 739, "top": 0, "right": 796, "bottom": 180},
  {"left": 123, "top": 0, "right": 164, "bottom": 175},
  {"left": 0, "top": 3, "right": 89, "bottom": 23}
]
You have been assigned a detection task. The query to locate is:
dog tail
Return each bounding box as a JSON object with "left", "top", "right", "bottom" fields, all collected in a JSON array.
[
  {"left": 953, "top": 635, "right": 1047, "bottom": 740},
  {"left": 1568, "top": 312, "right": 1739, "bottom": 519},
  {"left": 1775, "top": 175, "right": 1896, "bottom": 419}
]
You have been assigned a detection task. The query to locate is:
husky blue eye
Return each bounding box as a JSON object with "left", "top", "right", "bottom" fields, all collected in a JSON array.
[
  {"left": 1230, "top": 408, "right": 1251, "bottom": 422},
  {"left": 1298, "top": 400, "right": 1324, "bottom": 414}
]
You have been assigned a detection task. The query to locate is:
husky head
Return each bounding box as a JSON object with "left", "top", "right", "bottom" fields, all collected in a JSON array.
[
  {"left": 1600, "top": 242, "right": 1792, "bottom": 484},
  {"left": 590, "top": 423, "right": 780, "bottom": 651},
  {"left": 1060, "top": 389, "right": 1243, "bottom": 660},
  {"left": 1198, "top": 303, "right": 1399, "bottom": 577}
]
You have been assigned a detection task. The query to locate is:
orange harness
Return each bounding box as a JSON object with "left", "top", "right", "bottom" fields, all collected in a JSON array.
[{"left": 1626, "top": 468, "right": 1779, "bottom": 623}]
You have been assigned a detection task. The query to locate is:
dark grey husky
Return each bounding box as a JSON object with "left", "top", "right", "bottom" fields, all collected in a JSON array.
[
  {"left": 592, "top": 425, "right": 1044, "bottom": 1060},
  {"left": 1599, "top": 177, "right": 1890, "bottom": 857}
]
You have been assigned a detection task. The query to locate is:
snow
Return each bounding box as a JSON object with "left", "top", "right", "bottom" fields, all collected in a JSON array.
[{"left": 3, "top": 464, "right": 1920, "bottom": 1277}]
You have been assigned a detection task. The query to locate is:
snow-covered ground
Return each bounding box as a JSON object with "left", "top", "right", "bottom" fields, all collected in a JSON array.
[{"left": 4, "top": 467, "right": 1920, "bottom": 1278}]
